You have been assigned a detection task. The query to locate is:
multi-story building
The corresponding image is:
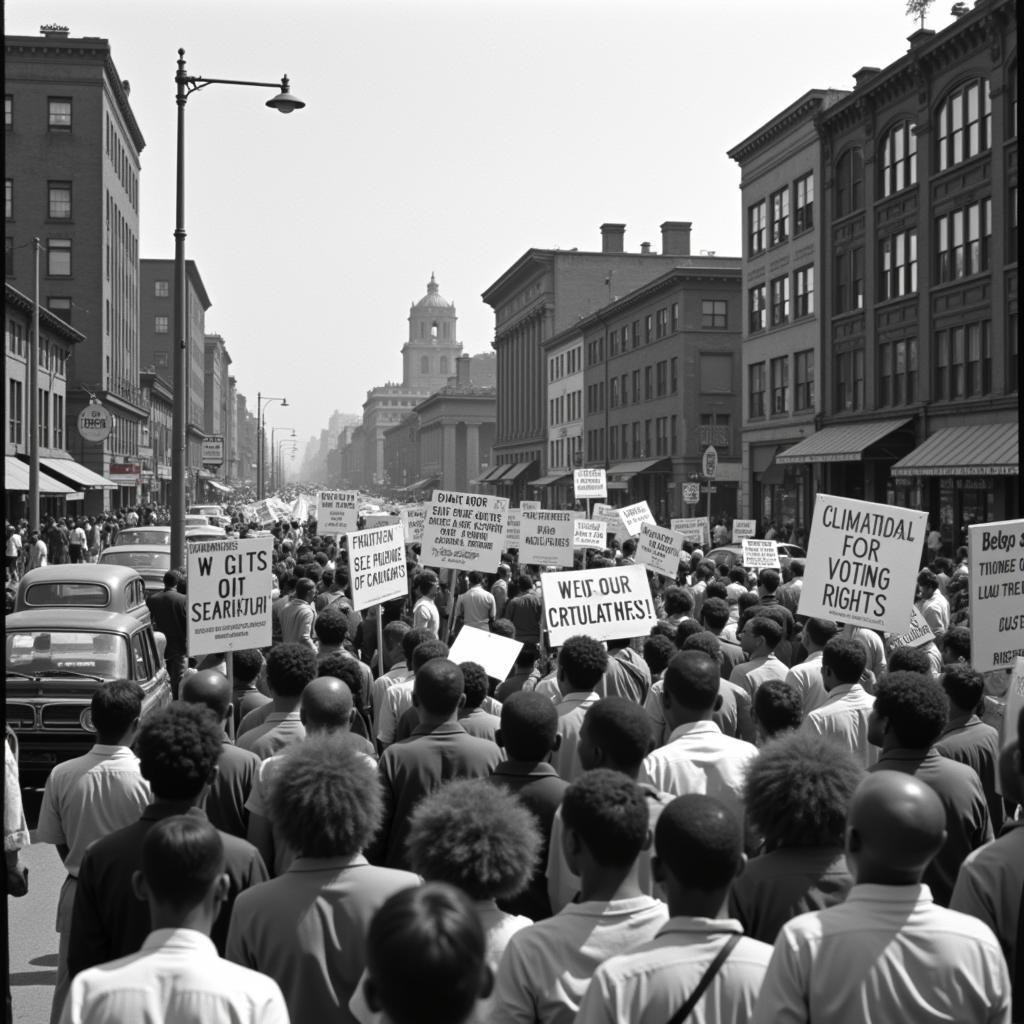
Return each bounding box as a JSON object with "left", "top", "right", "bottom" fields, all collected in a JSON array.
[
  {"left": 203, "top": 333, "right": 232, "bottom": 494},
  {"left": 5, "top": 25, "right": 147, "bottom": 508},
  {"left": 226, "top": 375, "right": 238, "bottom": 484},
  {"left": 235, "top": 393, "right": 256, "bottom": 487},
  {"left": 728, "top": 89, "right": 848, "bottom": 533},
  {"left": 775, "top": 1, "right": 1018, "bottom": 549},
  {"left": 578, "top": 262, "right": 743, "bottom": 520},
  {"left": 481, "top": 222, "right": 703, "bottom": 503},
  {"left": 139, "top": 369, "right": 172, "bottom": 505}
]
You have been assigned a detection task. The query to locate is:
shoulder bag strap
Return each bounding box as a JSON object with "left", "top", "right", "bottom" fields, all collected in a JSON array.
[{"left": 665, "top": 933, "right": 741, "bottom": 1024}]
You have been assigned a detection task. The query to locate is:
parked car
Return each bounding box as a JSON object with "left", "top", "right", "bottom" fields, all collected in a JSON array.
[
  {"left": 115, "top": 525, "right": 228, "bottom": 546},
  {"left": 14, "top": 564, "right": 151, "bottom": 625},
  {"left": 97, "top": 545, "right": 171, "bottom": 596},
  {"left": 706, "top": 543, "right": 807, "bottom": 571},
  {"left": 5, "top": 609, "right": 172, "bottom": 785},
  {"left": 188, "top": 504, "right": 224, "bottom": 518}
]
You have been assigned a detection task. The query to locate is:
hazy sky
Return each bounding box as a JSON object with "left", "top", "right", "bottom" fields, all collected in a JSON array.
[{"left": 8, "top": 0, "right": 955, "bottom": 458}]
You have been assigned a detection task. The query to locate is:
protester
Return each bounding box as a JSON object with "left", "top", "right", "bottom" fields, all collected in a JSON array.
[
  {"left": 452, "top": 571, "right": 497, "bottom": 634},
  {"left": 752, "top": 677, "right": 804, "bottom": 742},
  {"left": 784, "top": 617, "right": 836, "bottom": 714},
  {"left": 550, "top": 636, "right": 607, "bottom": 782},
  {"left": 375, "top": 635, "right": 448, "bottom": 750},
  {"left": 600, "top": 636, "right": 652, "bottom": 704},
  {"left": 456, "top": 661, "right": 502, "bottom": 743},
  {"left": 367, "top": 620, "right": 412, "bottom": 725},
  {"left": 729, "top": 616, "right": 788, "bottom": 697},
  {"left": 279, "top": 577, "right": 317, "bottom": 649},
  {"left": 916, "top": 568, "right": 950, "bottom": 634},
  {"left": 698, "top": 597, "right": 745, "bottom": 677},
  {"left": 231, "top": 648, "right": 271, "bottom": 733},
  {"left": 495, "top": 642, "right": 542, "bottom": 702},
  {"left": 411, "top": 570, "right": 442, "bottom": 638},
  {"left": 237, "top": 642, "right": 318, "bottom": 758},
  {"left": 505, "top": 574, "right": 544, "bottom": 646}
]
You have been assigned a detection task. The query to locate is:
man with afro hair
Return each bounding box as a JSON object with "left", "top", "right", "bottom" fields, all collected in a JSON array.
[
  {"left": 67, "top": 704, "right": 267, "bottom": 984},
  {"left": 237, "top": 642, "right": 318, "bottom": 759},
  {"left": 868, "top": 670, "right": 992, "bottom": 905},
  {"left": 551, "top": 635, "right": 608, "bottom": 783},
  {"left": 227, "top": 735, "right": 418, "bottom": 1022}
]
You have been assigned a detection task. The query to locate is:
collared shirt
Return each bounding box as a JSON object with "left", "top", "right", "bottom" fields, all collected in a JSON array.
[
  {"left": 644, "top": 679, "right": 754, "bottom": 748},
  {"left": 505, "top": 590, "right": 544, "bottom": 645},
  {"left": 455, "top": 585, "right": 496, "bottom": 630},
  {"left": 491, "top": 895, "right": 670, "bottom": 1024},
  {"left": 728, "top": 653, "right": 788, "bottom": 698},
  {"left": 368, "top": 664, "right": 413, "bottom": 727},
  {"left": 784, "top": 651, "right": 828, "bottom": 714},
  {"left": 551, "top": 691, "right": 600, "bottom": 783},
  {"left": 236, "top": 700, "right": 275, "bottom": 738},
  {"left": 917, "top": 591, "right": 950, "bottom": 634},
  {"left": 278, "top": 598, "right": 316, "bottom": 649},
  {"left": 376, "top": 679, "right": 415, "bottom": 746},
  {"left": 576, "top": 917, "right": 772, "bottom": 1024},
  {"left": 600, "top": 648, "right": 652, "bottom": 704},
  {"left": 226, "top": 854, "right": 419, "bottom": 1024},
  {"left": 61, "top": 927, "right": 288, "bottom": 1024},
  {"left": 936, "top": 715, "right": 1004, "bottom": 832},
  {"left": 236, "top": 710, "right": 305, "bottom": 760},
  {"left": 750, "top": 884, "right": 1011, "bottom": 1024},
  {"left": 36, "top": 745, "right": 151, "bottom": 876},
  {"left": 640, "top": 721, "right": 756, "bottom": 822},
  {"left": 411, "top": 596, "right": 440, "bottom": 637},
  {"left": 869, "top": 747, "right": 993, "bottom": 906},
  {"left": 4, "top": 739, "right": 30, "bottom": 853},
  {"left": 201, "top": 741, "right": 260, "bottom": 839},
  {"left": 458, "top": 706, "right": 502, "bottom": 745},
  {"left": 802, "top": 682, "right": 878, "bottom": 769}
]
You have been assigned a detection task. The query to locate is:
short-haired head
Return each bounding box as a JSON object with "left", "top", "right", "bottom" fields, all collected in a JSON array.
[
  {"left": 941, "top": 625, "right": 971, "bottom": 663},
  {"left": 674, "top": 618, "right": 704, "bottom": 649},
  {"left": 557, "top": 635, "right": 608, "bottom": 692},
  {"left": 140, "top": 814, "right": 225, "bottom": 910},
  {"left": 940, "top": 663, "right": 984, "bottom": 714},
  {"left": 136, "top": 702, "right": 222, "bottom": 799},
  {"left": 458, "top": 661, "right": 489, "bottom": 710},
  {"left": 266, "top": 643, "right": 318, "bottom": 698},
  {"left": 654, "top": 794, "right": 742, "bottom": 891},
  {"left": 294, "top": 578, "right": 316, "bottom": 601},
  {"left": 499, "top": 691, "right": 558, "bottom": 761},
  {"left": 803, "top": 617, "right": 839, "bottom": 648},
  {"left": 414, "top": 570, "right": 439, "bottom": 597},
  {"left": 383, "top": 619, "right": 410, "bottom": 652},
  {"left": 682, "top": 631, "right": 722, "bottom": 664},
  {"left": 643, "top": 634, "right": 677, "bottom": 675},
  {"left": 662, "top": 586, "right": 693, "bottom": 616},
  {"left": 490, "top": 618, "right": 515, "bottom": 639},
  {"left": 917, "top": 569, "right": 939, "bottom": 593},
  {"left": 822, "top": 635, "right": 867, "bottom": 684},
  {"left": 90, "top": 679, "right": 144, "bottom": 741},
  {"left": 316, "top": 652, "right": 365, "bottom": 707},
  {"left": 699, "top": 597, "right": 730, "bottom": 631},
  {"left": 412, "top": 638, "right": 449, "bottom": 672},
  {"left": 402, "top": 627, "right": 434, "bottom": 664},
  {"left": 663, "top": 650, "right": 720, "bottom": 711},
  {"left": 414, "top": 658, "right": 464, "bottom": 716},
  {"left": 752, "top": 677, "right": 804, "bottom": 738},
  {"left": 179, "top": 669, "right": 232, "bottom": 720},
  {"left": 887, "top": 645, "right": 932, "bottom": 676},
  {"left": 300, "top": 676, "right": 354, "bottom": 730},
  {"left": 757, "top": 568, "right": 780, "bottom": 593},
  {"left": 231, "top": 648, "right": 264, "bottom": 685},
  {"left": 873, "top": 671, "right": 948, "bottom": 748},
  {"left": 561, "top": 769, "right": 650, "bottom": 868},
  {"left": 162, "top": 569, "right": 183, "bottom": 590},
  {"left": 745, "top": 615, "right": 782, "bottom": 650},
  {"left": 580, "top": 697, "right": 654, "bottom": 772},
  {"left": 314, "top": 606, "right": 349, "bottom": 645}
]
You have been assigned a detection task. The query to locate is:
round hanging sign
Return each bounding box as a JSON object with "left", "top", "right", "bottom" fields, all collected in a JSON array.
[{"left": 77, "top": 402, "right": 113, "bottom": 442}]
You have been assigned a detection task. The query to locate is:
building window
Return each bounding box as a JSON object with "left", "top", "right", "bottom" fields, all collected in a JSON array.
[
  {"left": 656, "top": 360, "right": 667, "bottom": 397},
  {"left": 645, "top": 315, "right": 653, "bottom": 344},
  {"left": 421, "top": 356, "right": 429, "bottom": 374},
  {"left": 701, "top": 299, "right": 727, "bottom": 329},
  {"left": 835, "top": 148, "right": 864, "bottom": 217},
  {"left": 835, "top": 349, "right": 865, "bottom": 411},
  {"left": 671, "top": 303, "right": 679, "bottom": 331},
  {"left": 38, "top": 389, "right": 49, "bottom": 447},
  {"left": 794, "top": 350, "right": 815, "bottom": 411},
  {"left": 936, "top": 79, "right": 991, "bottom": 172},
  {"left": 700, "top": 413, "right": 730, "bottom": 451},
  {"left": 749, "top": 363, "right": 766, "bottom": 419},
  {"left": 748, "top": 284, "right": 766, "bottom": 333},
  {"left": 48, "top": 297, "right": 72, "bottom": 325},
  {"left": 7, "top": 320, "right": 24, "bottom": 355},
  {"left": 770, "top": 356, "right": 789, "bottom": 414},
  {"left": 154, "top": 280, "right": 169, "bottom": 297},
  {"left": 794, "top": 173, "right": 814, "bottom": 233},
  {"left": 656, "top": 308, "right": 668, "bottom": 338},
  {"left": 748, "top": 200, "right": 767, "bottom": 255},
  {"left": 48, "top": 181, "right": 72, "bottom": 219},
  {"left": 5, "top": 237, "right": 13, "bottom": 277},
  {"left": 1008, "top": 312, "right": 1018, "bottom": 388},
  {"left": 934, "top": 322, "right": 990, "bottom": 399},
  {"left": 880, "top": 229, "right": 918, "bottom": 299},
  {"left": 670, "top": 357, "right": 678, "bottom": 394},
  {"left": 154, "top": 316, "right": 169, "bottom": 334},
  {"left": 619, "top": 374, "right": 628, "bottom": 408},
  {"left": 654, "top": 417, "right": 667, "bottom": 456},
  {"left": 631, "top": 370, "right": 640, "bottom": 404},
  {"left": 644, "top": 366, "right": 653, "bottom": 400},
  {"left": 793, "top": 265, "right": 814, "bottom": 318},
  {"left": 48, "top": 98, "right": 72, "bottom": 131},
  {"left": 4, "top": 179, "right": 12, "bottom": 220},
  {"left": 53, "top": 393, "right": 64, "bottom": 449},
  {"left": 4, "top": 95, "right": 11, "bottom": 130},
  {"left": 47, "top": 239, "right": 71, "bottom": 277},
  {"left": 880, "top": 122, "right": 917, "bottom": 197},
  {"left": 8, "top": 379, "right": 23, "bottom": 445},
  {"left": 610, "top": 377, "right": 620, "bottom": 408},
  {"left": 835, "top": 247, "right": 864, "bottom": 313},
  {"left": 632, "top": 321, "right": 640, "bottom": 348},
  {"left": 770, "top": 187, "right": 790, "bottom": 245},
  {"left": 878, "top": 338, "right": 918, "bottom": 407},
  {"left": 770, "top": 275, "right": 790, "bottom": 327},
  {"left": 936, "top": 198, "right": 991, "bottom": 282}
]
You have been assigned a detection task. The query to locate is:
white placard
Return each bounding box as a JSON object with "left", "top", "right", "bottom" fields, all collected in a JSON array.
[
  {"left": 519, "top": 500, "right": 541, "bottom": 511},
  {"left": 187, "top": 536, "right": 274, "bottom": 656},
  {"left": 617, "top": 500, "right": 656, "bottom": 538},
  {"left": 732, "top": 519, "right": 757, "bottom": 541},
  {"left": 887, "top": 604, "right": 936, "bottom": 650},
  {"left": 505, "top": 508, "right": 522, "bottom": 548},
  {"left": 519, "top": 510, "right": 575, "bottom": 567},
  {"left": 399, "top": 505, "right": 426, "bottom": 544},
  {"left": 574, "top": 468, "right": 608, "bottom": 499},
  {"left": 316, "top": 490, "right": 359, "bottom": 535},
  {"left": 671, "top": 517, "right": 710, "bottom": 547},
  {"left": 636, "top": 523, "right": 684, "bottom": 579},
  {"left": 540, "top": 564, "right": 657, "bottom": 647},
  {"left": 968, "top": 519, "right": 1024, "bottom": 673},
  {"left": 742, "top": 538, "right": 781, "bottom": 570},
  {"left": 448, "top": 625, "right": 524, "bottom": 682},
  {"left": 797, "top": 494, "right": 928, "bottom": 634},
  {"left": 362, "top": 513, "right": 400, "bottom": 528},
  {"left": 1003, "top": 658, "right": 1024, "bottom": 745},
  {"left": 348, "top": 523, "right": 409, "bottom": 612},
  {"left": 421, "top": 490, "right": 509, "bottom": 572},
  {"left": 253, "top": 499, "right": 277, "bottom": 526},
  {"left": 574, "top": 519, "right": 608, "bottom": 549},
  {"left": 201, "top": 435, "right": 224, "bottom": 466}
]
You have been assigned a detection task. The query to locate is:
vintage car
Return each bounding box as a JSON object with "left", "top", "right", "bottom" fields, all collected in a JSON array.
[
  {"left": 5, "top": 608, "right": 172, "bottom": 785},
  {"left": 115, "top": 525, "right": 228, "bottom": 546},
  {"left": 14, "top": 564, "right": 151, "bottom": 624},
  {"left": 98, "top": 544, "right": 171, "bottom": 596},
  {"left": 705, "top": 543, "right": 807, "bottom": 571},
  {"left": 188, "top": 504, "right": 224, "bottom": 518}
]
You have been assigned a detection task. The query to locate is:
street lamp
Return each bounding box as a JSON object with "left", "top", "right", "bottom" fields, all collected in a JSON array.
[
  {"left": 270, "top": 427, "right": 295, "bottom": 492},
  {"left": 277, "top": 437, "right": 297, "bottom": 491},
  {"left": 256, "top": 394, "right": 288, "bottom": 500},
  {"left": 171, "top": 48, "right": 304, "bottom": 568}
]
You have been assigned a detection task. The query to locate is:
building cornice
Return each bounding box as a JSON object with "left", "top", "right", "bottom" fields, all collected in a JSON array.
[
  {"left": 727, "top": 89, "right": 849, "bottom": 164},
  {"left": 4, "top": 283, "right": 86, "bottom": 344}
]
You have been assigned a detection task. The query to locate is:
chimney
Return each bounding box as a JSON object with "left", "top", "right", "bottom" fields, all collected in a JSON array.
[
  {"left": 906, "top": 29, "right": 935, "bottom": 50},
  {"left": 853, "top": 66, "right": 881, "bottom": 88},
  {"left": 600, "top": 223, "right": 626, "bottom": 254},
  {"left": 455, "top": 354, "right": 471, "bottom": 385},
  {"left": 640, "top": 242, "right": 652, "bottom": 255},
  {"left": 660, "top": 221, "right": 692, "bottom": 256}
]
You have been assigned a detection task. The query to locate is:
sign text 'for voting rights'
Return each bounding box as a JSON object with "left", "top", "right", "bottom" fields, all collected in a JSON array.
[
  {"left": 541, "top": 564, "right": 657, "bottom": 647},
  {"left": 187, "top": 536, "right": 274, "bottom": 656},
  {"left": 421, "top": 490, "right": 509, "bottom": 572}
]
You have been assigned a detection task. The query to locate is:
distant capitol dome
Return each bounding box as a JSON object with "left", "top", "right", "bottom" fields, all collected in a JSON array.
[{"left": 413, "top": 272, "right": 453, "bottom": 309}]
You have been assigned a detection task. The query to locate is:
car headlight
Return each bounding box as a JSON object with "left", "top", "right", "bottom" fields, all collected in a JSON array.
[{"left": 80, "top": 708, "right": 96, "bottom": 733}]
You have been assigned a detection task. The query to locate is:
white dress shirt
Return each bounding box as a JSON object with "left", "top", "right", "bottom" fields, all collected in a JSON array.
[
  {"left": 784, "top": 651, "right": 828, "bottom": 714},
  {"left": 802, "top": 682, "right": 878, "bottom": 769}
]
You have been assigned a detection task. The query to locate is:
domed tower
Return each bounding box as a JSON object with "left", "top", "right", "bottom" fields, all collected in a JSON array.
[{"left": 402, "top": 273, "right": 462, "bottom": 389}]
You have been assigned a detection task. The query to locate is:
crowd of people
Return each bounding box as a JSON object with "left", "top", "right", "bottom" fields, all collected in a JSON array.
[{"left": 5, "top": 514, "right": 1022, "bottom": 1024}]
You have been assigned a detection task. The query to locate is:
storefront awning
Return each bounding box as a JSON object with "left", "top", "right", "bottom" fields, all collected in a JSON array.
[
  {"left": 196, "top": 469, "right": 215, "bottom": 480},
  {"left": 607, "top": 458, "right": 671, "bottom": 480},
  {"left": 528, "top": 472, "right": 571, "bottom": 488},
  {"left": 776, "top": 418, "right": 911, "bottom": 464},
  {"left": 4, "top": 456, "right": 76, "bottom": 494},
  {"left": 21, "top": 454, "right": 118, "bottom": 489},
  {"left": 496, "top": 460, "right": 537, "bottom": 484},
  {"left": 891, "top": 423, "right": 1019, "bottom": 477},
  {"left": 206, "top": 479, "right": 233, "bottom": 494},
  {"left": 402, "top": 476, "right": 439, "bottom": 492},
  {"left": 477, "top": 465, "right": 508, "bottom": 483}
]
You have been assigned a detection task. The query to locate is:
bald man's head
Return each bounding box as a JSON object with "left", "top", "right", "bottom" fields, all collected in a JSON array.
[
  {"left": 846, "top": 771, "right": 946, "bottom": 885},
  {"left": 179, "top": 669, "right": 232, "bottom": 720},
  {"left": 300, "top": 676, "right": 354, "bottom": 732}
]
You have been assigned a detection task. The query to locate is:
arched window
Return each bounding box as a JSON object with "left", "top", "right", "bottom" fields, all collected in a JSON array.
[
  {"left": 936, "top": 78, "right": 991, "bottom": 171},
  {"left": 443, "top": 322, "right": 450, "bottom": 339},
  {"left": 421, "top": 356, "right": 430, "bottom": 375},
  {"left": 440, "top": 357, "right": 449, "bottom": 374},
  {"left": 880, "top": 122, "right": 917, "bottom": 197},
  {"left": 835, "top": 148, "right": 864, "bottom": 216},
  {"left": 431, "top": 321, "right": 438, "bottom": 339}
]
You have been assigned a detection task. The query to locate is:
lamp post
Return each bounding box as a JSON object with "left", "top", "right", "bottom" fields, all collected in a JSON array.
[
  {"left": 270, "top": 427, "right": 295, "bottom": 493},
  {"left": 171, "top": 48, "right": 304, "bottom": 569},
  {"left": 256, "top": 394, "right": 288, "bottom": 500},
  {"left": 276, "top": 437, "right": 297, "bottom": 492}
]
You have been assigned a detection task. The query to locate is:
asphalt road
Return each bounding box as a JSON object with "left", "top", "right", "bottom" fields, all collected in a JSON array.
[{"left": 8, "top": 789, "right": 62, "bottom": 1024}]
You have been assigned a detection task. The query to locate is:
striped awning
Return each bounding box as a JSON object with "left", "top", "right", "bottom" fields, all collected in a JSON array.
[
  {"left": 4, "top": 456, "right": 76, "bottom": 494},
  {"left": 891, "top": 423, "right": 1019, "bottom": 477},
  {"left": 30, "top": 454, "right": 117, "bottom": 489},
  {"left": 776, "top": 419, "right": 911, "bottom": 464}
]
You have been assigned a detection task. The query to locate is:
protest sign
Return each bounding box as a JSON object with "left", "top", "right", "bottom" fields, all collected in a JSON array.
[
  {"left": 732, "top": 519, "right": 757, "bottom": 541},
  {"left": 252, "top": 499, "right": 276, "bottom": 526},
  {"left": 348, "top": 522, "right": 408, "bottom": 612},
  {"left": 362, "top": 513, "right": 400, "bottom": 529},
  {"left": 541, "top": 564, "right": 657, "bottom": 646},
  {"left": 574, "top": 519, "right": 608, "bottom": 549},
  {"left": 316, "top": 490, "right": 359, "bottom": 535},
  {"left": 574, "top": 467, "right": 607, "bottom": 499},
  {"left": 505, "top": 508, "right": 522, "bottom": 548},
  {"left": 617, "top": 501, "right": 656, "bottom": 538},
  {"left": 887, "top": 604, "right": 935, "bottom": 650},
  {"left": 421, "top": 490, "right": 509, "bottom": 572},
  {"left": 1003, "top": 658, "right": 1024, "bottom": 745},
  {"left": 187, "top": 536, "right": 274, "bottom": 656},
  {"left": 671, "top": 517, "right": 709, "bottom": 547},
  {"left": 519, "top": 510, "right": 574, "bottom": 567},
  {"left": 519, "top": 500, "right": 541, "bottom": 511},
  {"left": 448, "top": 625, "right": 524, "bottom": 682},
  {"left": 398, "top": 504, "right": 426, "bottom": 544},
  {"left": 636, "top": 523, "right": 684, "bottom": 579},
  {"left": 797, "top": 494, "right": 927, "bottom": 633},
  {"left": 968, "top": 518, "right": 1024, "bottom": 672},
  {"left": 741, "top": 538, "right": 781, "bottom": 570}
]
